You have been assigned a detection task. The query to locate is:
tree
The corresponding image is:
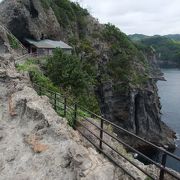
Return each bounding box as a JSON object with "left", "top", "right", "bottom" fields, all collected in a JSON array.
[{"left": 47, "top": 49, "right": 94, "bottom": 96}]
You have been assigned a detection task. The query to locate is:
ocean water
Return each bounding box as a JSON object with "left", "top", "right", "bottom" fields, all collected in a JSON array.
[{"left": 157, "top": 68, "right": 180, "bottom": 172}]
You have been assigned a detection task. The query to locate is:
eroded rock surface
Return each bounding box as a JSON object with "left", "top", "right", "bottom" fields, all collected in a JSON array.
[
  {"left": 0, "top": 25, "right": 11, "bottom": 54},
  {"left": 0, "top": 54, "right": 138, "bottom": 180},
  {"left": 0, "top": 0, "right": 61, "bottom": 41}
]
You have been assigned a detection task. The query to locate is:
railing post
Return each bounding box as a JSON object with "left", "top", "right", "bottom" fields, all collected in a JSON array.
[
  {"left": 54, "top": 92, "right": 57, "bottom": 111},
  {"left": 74, "top": 103, "right": 77, "bottom": 129},
  {"left": 99, "top": 118, "right": 104, "bottom": 151},
  {"left": 64, "top": 97, "right": 67, "bottom": 117},
  {"left": 159, "top": 153, "right": 167, "bottom": 180}
]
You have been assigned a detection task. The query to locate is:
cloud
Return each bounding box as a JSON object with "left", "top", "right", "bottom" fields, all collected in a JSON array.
[{"left": 72, "top": 0, "right": 180, "bottom": 35}]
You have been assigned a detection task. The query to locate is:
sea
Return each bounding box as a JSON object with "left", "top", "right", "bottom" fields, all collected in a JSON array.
[{"left": 157, "top": 68, "right": 180, "bottom": 172}]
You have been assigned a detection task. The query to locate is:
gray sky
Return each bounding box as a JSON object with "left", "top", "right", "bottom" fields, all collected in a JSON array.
[
  {"left": 0, "top": 0, "right": 179, "bottom": 35},
  {"left": 72, "top": 0, "right": 180, "bottom": 35}
]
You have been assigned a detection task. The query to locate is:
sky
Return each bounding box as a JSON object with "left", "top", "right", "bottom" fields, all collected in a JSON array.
[
  {"left": 72, "top": 0, "right": 180, "bottom": 36},
  {"left": 0, "top": 0, "right": 179, "bottom": 35}
]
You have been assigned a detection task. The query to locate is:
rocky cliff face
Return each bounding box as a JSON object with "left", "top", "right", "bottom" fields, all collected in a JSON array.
[
  {"left": 97, "top": 77, "right": 175, "bottom": 150},
  {"left": 0, "top": 0, "right": 61, "bottom": 41},
  {"left": 144, "top": 48, "right": 164, "bottom": 80},
  {"left": 0, "top": 0, "right": 176, "bottom": 150}
]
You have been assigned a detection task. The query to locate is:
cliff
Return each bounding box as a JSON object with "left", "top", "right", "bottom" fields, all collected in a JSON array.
[{"left": 0, "top": 0, "right": 176, "bottom": 150}]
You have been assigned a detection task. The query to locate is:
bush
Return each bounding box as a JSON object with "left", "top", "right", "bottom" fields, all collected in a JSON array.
[
  {"left": 40, "top": 0, "right": 51, "bottom": 9},
  {"left": 43, "top": 0, "right": 88, "bottom": 30},
  {"left": 17, "top": 59, "right": 59, "bottom": 92},
  {"left": 102, "top": 23, "right": 148, "bottom": 87},
  {"left": 46, "top": 49, "right": 100, "bottom": 113},
  {"left": 47, "top": 49, "right": 92, "bottom": 95}
]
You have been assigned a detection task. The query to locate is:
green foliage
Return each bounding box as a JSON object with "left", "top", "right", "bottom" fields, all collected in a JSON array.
[
  {"left": 7, "top": 34, "right": 20, "bottom": 49},
  {"left": 68, "top": 36, "right": 79, "bottom": 47},
  {"left": 145, "top": 177, "right": 153, "bottom": 180},
  {"left": 17, "top": 59, "right": 59, "bottom": 92},
  {"left": 131, "top": 71, "right": 148, "bottom": 86},
  {"left": 41, "top": 0, "right": 89, "bottom": 35},
  {"left": 46, "top": 49, "right": 100, "bottom": 113},
  {"left": 129, "top": 34, "right": 150, "bottom": 42},
  {"left": 79, "top": 39, "right": 94, "bottom": 54},
  {"left": 164, "top": 34, "right": 180, "bottom": 41},
  {"left": 103, "top": 24, "right": 135, "bottom": 50},
  {"left": 70, "top": 1, "right": 89, "bottom": 16},
  {"left": 17, "top": 59, "right": 75, "bottom": 126},
  {"left": 174, "top": 52, "right": 180, "bottom": 64},
  {"left": 102, "top": 23, "right": 147, "bottom": 88},
  {"left": 16, "top": 49, "right": 99, "bottom": 114},
  {"left": 70, "top": 2, "right": 89, "bottom": 38},
  {"left": 77, "top": 93, "right": 100, "bottom": 114},
  {"left": 129, "top": 33, "right": 180, "bottom": 42},
  {"left": 102, "top": 24, "right": 134, "bottom": 83},
  {"left": 74, "top": 39, "right": 98, "bottom": 66},
  {"left": 47, "top": 49, "right": 93, "bottom": 95},
  {"left": 51, "top": 0, "right": 74, "bottom": 27},
  {"left": 136, "top": 36, "right": 180, "bottom": 65},
  {"left": 40, "top": 0, "right": 51, "bottom": 9}
]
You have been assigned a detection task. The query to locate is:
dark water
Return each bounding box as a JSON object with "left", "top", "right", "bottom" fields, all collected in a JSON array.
[{"left": 157, "top": 68, "right": 180, "bottom": 172}]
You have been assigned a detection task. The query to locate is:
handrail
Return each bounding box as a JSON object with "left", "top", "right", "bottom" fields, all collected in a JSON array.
[
  {"left": 77, "top": 115, "right": 179, "bottom": 179},
  {"left": 76, "top": 127, "right": 137, "bottom": 180},
  {"left": 14, "top": 53, "right": 53, "bottom": 65},
  {"left": 32, "top": 83, "right": 180, "bottom": 180},
  {"left": 78, "top": 104, "right": 180, "bottom": 162},
  {"left": 76, "top": 120, "right": 156, "bottom": 179}
]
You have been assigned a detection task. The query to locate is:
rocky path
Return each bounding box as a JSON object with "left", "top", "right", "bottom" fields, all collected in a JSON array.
[
  {"left": 0, "top": 82, "right": 7, "bottom": 145},
  {"left": 0, "top": 82, "right": 32, "bottom": 179}
]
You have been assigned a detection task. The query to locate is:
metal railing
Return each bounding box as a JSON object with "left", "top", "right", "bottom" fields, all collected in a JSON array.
[
  {"left": 14, "top": 52, "right": 49, "bottom": 64},
  {"left": 33, "top": 83, "right": 180, "bottom": 180}
]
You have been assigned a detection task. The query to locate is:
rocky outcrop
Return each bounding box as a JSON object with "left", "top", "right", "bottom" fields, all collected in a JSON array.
[
  {"left": 96, "top": 76, "right": 175, "bottom": 150},
  {"left": 0, "top": 0, "right": 61, "bottom": 41},
  {"left": 144, "top": 47, "right": 164, "bottom": 80},
  {"left": 0, "top": 22, "right": 27, "bottom": 56},
  {"left": 0, "top": 25, "right": 11, "bottom": 54}
]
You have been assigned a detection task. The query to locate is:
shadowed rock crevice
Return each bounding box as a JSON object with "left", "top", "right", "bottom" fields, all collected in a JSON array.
[
  {"left": 134, "top": 94, "right": 141, "bottom": 135},
  {"left": 29, "top": 0, "right": 39, "bottom": 18},
  {"left": 0, "top": 37, "right": 6, "bottom": 53},
  {"left": 8, "top": 16, "right": 34, "bottom": 42}
]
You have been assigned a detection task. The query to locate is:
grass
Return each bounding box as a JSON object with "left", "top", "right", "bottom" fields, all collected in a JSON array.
[{"left": 7, "top": 34, "right": 20, "bottom": 49}]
